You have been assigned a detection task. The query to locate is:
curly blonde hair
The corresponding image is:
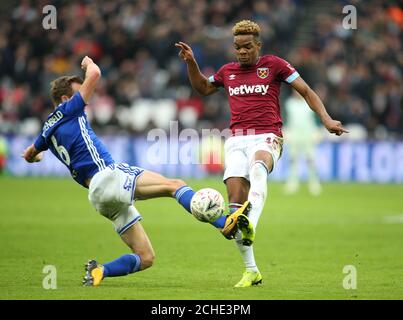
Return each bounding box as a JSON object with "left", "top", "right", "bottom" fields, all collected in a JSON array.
[{"left": 232, "top": 20, "right": 261, "bottom": 37}]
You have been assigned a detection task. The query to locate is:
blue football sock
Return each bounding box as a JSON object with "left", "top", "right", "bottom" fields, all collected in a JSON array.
[
  {"left": 174, "top": 186, "right": 195, "bottom": 214},
  {"left": 103, "top": 254, "right": 141, "bottom": 277},
  {"left": 210, "top": 215, "right": 226, "bottom": 228}
]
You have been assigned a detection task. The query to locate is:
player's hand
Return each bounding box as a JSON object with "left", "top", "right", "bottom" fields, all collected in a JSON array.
[
  {"left": 175, "top": 42, "right": 195, "bottom": 63},
  {"left": 323, "top": 119, "right": 349, "bottom": 136},
  {"left": 33, "top": 152, "right": 43, "bottom": 162},
  {"left": 81, "top": 56, "right": 94, "bottom": 70},
  {"left": 22, "top": 145, "right": 43, "bottom": 163}
]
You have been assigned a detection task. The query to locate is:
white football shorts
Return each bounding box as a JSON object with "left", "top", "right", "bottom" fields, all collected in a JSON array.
[
  {"left": 88, "top": 163, "right": 145, "bottom": 235},
  {"left": 223, "top": 133, "right": 283, "bottom": 181}
]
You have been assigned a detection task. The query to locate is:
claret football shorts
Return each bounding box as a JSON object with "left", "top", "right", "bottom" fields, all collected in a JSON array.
[
  {"left": 88, "top": 163, "right": 145, "bottom": 235},
  {"left": 223, "top": 133, "right": 283, "bottom": 181}
]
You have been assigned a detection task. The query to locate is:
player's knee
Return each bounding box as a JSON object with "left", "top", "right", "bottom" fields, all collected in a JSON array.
[{"left": 250, "top": 160, "right": 270, "bottom": 178}]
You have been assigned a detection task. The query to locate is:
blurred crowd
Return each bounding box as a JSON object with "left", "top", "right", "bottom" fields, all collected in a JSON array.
[{"left": 0, "top": 0, "right": 402, "bottom": 138}]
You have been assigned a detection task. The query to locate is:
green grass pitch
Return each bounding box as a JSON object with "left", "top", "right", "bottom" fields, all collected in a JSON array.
[{"left": 0, "top": 176, "right": 402, "bottom": 300}]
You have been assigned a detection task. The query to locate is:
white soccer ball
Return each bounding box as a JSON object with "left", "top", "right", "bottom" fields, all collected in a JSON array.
[{"left": 190, "top": 188, "right": 225, "bottom": 223}]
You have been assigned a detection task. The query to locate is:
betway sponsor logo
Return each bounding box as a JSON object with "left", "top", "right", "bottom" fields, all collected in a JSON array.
[{"left": 228, "top": 84, "right": 269, "bottom": 96}]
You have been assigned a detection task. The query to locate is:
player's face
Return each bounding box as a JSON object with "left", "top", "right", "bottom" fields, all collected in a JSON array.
[{"left": 233, "top": 35, "right": 261, "bottom": 67}]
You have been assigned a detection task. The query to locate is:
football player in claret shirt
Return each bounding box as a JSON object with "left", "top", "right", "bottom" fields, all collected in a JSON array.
[{"left": 176, "top": 20, "right": 348, "bottom": 287}]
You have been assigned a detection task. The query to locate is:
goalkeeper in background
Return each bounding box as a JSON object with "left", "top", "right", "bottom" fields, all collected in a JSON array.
[{"left": 283, "top": 91, "right": 322, "bottom": 196}]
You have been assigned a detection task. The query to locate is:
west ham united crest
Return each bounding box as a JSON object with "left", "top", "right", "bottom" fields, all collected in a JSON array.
[{"left": 257, "top": 68, "right": 269, "bottom": 79}]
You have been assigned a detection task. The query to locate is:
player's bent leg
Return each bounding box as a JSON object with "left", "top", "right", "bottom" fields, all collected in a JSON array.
[
  {"left": 85, "top": 174, "right": 155, "bottom": 287},
  {"left": 83, "top": 221, "right": 155, "bottom": 287},
  {"left": 134, "top": 170, "right": 243, "bottom": 235},
  {"left": 135, "top": 170, "right": 186, "bottom": 199},
  {"left": 134, "top": 170, "right": 195, "bottom": 214},
  {"left": 120, "top": 221, "right": 155, "bottom": 270}
]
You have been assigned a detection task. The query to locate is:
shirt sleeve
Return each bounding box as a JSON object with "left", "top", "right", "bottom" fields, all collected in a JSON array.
[
  {"left": 275, "top": 56, "right": 300, "bottom": 84},
  {"left": 63, "top": 91, "right": 86, "bottom": 115},
  {"left": 34, "top": 134, "right": 48, "bottom": 152},
  {"left": 208, "top": 65, "right": 225, "bottom": 88}
]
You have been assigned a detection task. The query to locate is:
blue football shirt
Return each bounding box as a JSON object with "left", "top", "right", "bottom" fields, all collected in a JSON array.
[{"left": 34, "top": 92, "right": 114, "bottom": 188}]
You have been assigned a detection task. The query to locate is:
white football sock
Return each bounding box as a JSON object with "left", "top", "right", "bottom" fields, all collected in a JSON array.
[
  {"left": 235, "top": 230, "right": 258, "bottom": 272},
  {"left": 248, "top": 161, "right": 268, "bottom": 228}
]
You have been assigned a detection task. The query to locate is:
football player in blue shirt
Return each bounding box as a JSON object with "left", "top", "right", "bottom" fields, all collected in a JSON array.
[{"left": 22, "top": 56, "right": 250, "bottom": 286}]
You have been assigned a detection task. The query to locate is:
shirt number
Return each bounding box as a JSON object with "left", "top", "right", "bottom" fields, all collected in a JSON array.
[{"left": 51, "top": 135, "right": 71, "bottom": 165}]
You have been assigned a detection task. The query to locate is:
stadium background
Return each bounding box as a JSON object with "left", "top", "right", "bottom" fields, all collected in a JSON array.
[{"left": 0, "top": 0, "right": 402, "bottom": 182}]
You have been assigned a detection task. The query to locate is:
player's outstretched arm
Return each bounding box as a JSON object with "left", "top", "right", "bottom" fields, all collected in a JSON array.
[
  {"left": 291, "top": 77, "right": 348, "bottom": 136},
  {"left": 175, "top": 42, "right": 217, "bottom": 96},
  {"left": 79, "top": 56, "right": 101, "bottom": 103},
  {"left": 22, "top": 144, "right": 43, "bottom": 163}
]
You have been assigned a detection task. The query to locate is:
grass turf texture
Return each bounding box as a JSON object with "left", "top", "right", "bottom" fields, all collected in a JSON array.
[{"left": 0, "top": 176, "right": 402, "bottom": 300}]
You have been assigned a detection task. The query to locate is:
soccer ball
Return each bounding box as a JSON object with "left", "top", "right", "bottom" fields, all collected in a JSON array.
[{"left": 190, "top": 188, "right": 225, "bottom": 223}]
